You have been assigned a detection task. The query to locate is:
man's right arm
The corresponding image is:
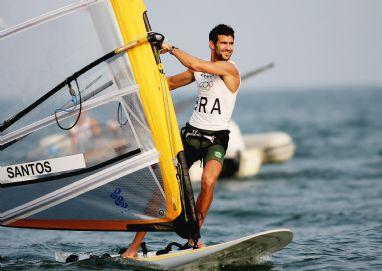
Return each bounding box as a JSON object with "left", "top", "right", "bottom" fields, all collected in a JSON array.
[{"left": 167, "top": 69, "right": 195, "bottom": 91}]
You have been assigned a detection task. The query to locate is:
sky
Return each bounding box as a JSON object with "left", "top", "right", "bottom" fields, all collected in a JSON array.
[
  {"left": 145, "top": 0, "right": 382, "bottom": 89},
  {"left": 1, "top": 0, "right": 381, "bottom": 93}
]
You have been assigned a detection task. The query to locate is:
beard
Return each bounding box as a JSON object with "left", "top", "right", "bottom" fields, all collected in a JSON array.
[{"left": 215, "top": 49, "right": 232, "bottom": 61}]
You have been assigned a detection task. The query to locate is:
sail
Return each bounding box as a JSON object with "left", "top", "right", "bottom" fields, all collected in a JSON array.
[{"left": 0, "top": 0, "right": 198, "bottom": 240}]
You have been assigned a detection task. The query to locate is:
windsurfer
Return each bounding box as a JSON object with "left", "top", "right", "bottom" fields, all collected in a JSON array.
[{"left": 121, "top": 24, "right": 240, "bottom": 258}]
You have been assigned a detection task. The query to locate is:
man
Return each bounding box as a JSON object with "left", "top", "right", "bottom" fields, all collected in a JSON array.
[{"left": 122, "top": 24, "right": 240, "bottom": 258}]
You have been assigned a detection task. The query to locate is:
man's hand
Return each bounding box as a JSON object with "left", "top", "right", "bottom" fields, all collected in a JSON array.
[{"left": 161, "top": 42, "right": 173, "bottom": 54}]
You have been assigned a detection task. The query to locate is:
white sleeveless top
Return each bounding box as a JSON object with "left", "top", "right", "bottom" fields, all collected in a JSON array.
[{"left": 189, "top": 60, "right": 240, "bottom": 131}]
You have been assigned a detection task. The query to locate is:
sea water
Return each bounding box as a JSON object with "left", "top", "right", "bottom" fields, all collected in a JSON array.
[{"left": 1, "top": 86, "right": 381, "bottom": 270}]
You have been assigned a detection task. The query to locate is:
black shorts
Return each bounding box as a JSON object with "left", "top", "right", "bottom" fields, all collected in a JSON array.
[{"left": 181, "top": 123, "right": 230, "bottom": 168}]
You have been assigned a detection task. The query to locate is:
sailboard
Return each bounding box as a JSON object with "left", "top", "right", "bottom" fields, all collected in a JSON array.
[
  {"left": 0, "top": 0, "right": 198, "bottom": 241},
  {"left": 55, "top": 229, "right": 293, "bottom": 269}
]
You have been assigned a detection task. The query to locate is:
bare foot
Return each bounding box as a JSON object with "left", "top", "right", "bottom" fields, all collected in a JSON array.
[
  {"left": 188, "top": 239, "right": 205, "bottom": 248},
  {"left": 121, "top": 248, "right": 137, "bottom": 259},
  {"left": 197, "top": 241, "right": 205, "bottom": 248}
]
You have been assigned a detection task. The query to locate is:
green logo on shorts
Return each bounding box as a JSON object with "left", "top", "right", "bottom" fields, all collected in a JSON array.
[{"left": 214, "top": 151, "right": 222, "bottom": 158}]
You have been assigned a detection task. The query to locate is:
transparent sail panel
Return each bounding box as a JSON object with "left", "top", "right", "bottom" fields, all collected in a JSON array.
[
  {"left": 0, "top": 0, "right": 134, "bottom": 134},
  {"left": 4, "top": 54, "right": 132, "bottom": 138}
]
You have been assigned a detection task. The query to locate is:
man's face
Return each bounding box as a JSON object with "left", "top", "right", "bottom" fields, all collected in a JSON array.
[{"left": 210, "top": 34, "right": 234, "bottom": 61}]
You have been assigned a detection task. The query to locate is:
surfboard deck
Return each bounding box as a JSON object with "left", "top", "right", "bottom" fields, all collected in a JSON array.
[{"left": 55, "top": 229, "right": 293, "bottom": 269}]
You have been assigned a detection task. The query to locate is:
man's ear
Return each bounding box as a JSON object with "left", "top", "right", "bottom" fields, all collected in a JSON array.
[{"left": 209, "top": 40, "right": 215, "bottom": 50}]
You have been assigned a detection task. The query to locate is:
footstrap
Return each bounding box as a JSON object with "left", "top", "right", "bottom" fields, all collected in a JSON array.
[
  {"left": 141, "top": 242, "right": 149, "bottom": 257},
  {"left": 156, "top": 242, "right": 185, "bottom": 255}
]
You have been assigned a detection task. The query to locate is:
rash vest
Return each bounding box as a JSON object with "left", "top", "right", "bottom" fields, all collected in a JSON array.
[{"left": 189, "top": 60, "right": 240, "bottom": 131}]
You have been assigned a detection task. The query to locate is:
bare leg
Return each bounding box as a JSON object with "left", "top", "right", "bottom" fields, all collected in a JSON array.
[
  {"left": 197, "top": 159, "right": 222, "bottom": 227},
  {"left": 124, "top": 162, "right": 222, "bottom": 253},
  {"left": 121, "top": 232, "right": 146, "bottom": 259},
  {"left": 189, "top": 159, "right": 222, "bottom": 247}
]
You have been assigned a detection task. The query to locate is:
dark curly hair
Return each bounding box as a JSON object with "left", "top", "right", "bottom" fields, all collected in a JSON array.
[{"left": 209, "top": 24, "right": 235, "bottom": 44}]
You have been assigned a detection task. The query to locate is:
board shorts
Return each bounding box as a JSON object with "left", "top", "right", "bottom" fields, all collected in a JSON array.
[{"left": 181, "top": 123, "right": 230, "bottom": 168}]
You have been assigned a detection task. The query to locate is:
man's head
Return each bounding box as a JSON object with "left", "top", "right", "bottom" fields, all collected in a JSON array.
[{"left": 209, "top": 24, "right": 235, "bottom": 61}]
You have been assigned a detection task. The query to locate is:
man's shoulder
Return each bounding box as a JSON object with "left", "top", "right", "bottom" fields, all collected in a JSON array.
[
  {"left": 227, "top": 60, "right": 239, "bottom": 70},
  {"left": 225, "top": 61, "right": 240, "bottom": 78}
]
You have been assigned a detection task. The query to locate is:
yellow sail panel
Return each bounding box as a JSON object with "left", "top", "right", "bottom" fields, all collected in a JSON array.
[{"left": 110, "top": 0, "right": 183, "bottom": 220}]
